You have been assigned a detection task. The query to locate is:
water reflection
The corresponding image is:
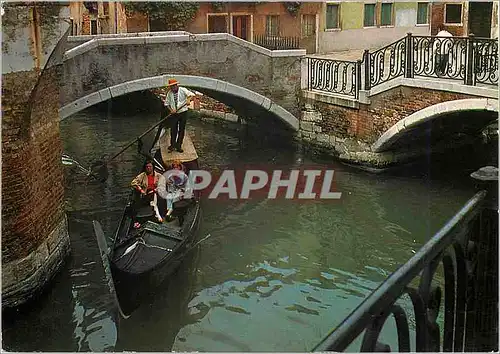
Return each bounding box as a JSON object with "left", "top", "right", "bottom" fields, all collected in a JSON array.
[{"left": 2, "top": 104, "right": 488, "bottom": 352}]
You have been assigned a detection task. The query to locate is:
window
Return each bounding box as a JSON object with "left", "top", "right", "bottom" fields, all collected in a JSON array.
[
  {"left": 70, "top": 18, "right": 74, "bottom": 35},
  {"left": 208, "top": 14, "right": 228, "bottom": 33},
  {"left": 445, "top": 3, "right": 462, "bottom": 24},
  {"left": 103, "top": 3, "right": 109, "bottom": 16},
  {"left": 364, "top": 4, "right": 376, "bottom": 27},
  {"left": 302, "top": 14, "right": 316, "bottom": 36},
  {"left": 380, "top": 3, "right": 393, "bottom": 26},
  {"left": 83, "top": 2, "right": 98, "bottom": 15},
  {"left": 326, "top": 3, "right": 339, "bottom": 29},
  {"left": 90, "top": 19, "right": 97, "bottom": 35},
  {"left": 266, "top": 15, "right": 279, "bottom": 36},
  {"left": 417, "top": 2, "right": 429, "bottom": 24}
]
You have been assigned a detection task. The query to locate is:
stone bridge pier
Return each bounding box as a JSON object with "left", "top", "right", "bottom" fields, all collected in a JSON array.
[
  {"left": 2, "top": 3, "right": 71, "bottom": 308},
  {"left": 301, "top": 84, "right": 498, "bottom": 168}
]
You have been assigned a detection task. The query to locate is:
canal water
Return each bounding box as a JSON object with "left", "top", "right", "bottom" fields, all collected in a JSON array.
[{"left": 2, "top": 103, "right": 492, "bottom": 352}]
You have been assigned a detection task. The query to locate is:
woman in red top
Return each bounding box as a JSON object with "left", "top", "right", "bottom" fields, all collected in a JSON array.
[{"left": 130, "top": 160, "right": 164, "bottom": 227}]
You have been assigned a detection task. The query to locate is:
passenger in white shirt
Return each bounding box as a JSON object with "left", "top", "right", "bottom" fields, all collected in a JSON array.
[
  {"left": 164, "top": 79, "right": 196, "bottom": 153},
  {"left": 433, "top": 26, "right": 453, "bottom": 76}
]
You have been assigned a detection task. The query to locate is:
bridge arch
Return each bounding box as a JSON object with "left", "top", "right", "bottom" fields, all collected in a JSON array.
[
  {"left": 59, "top": 75, "right": 299, "bottom": 131},
  {"left": 372, "top": 98, "right": 499, "bottom": 152}
]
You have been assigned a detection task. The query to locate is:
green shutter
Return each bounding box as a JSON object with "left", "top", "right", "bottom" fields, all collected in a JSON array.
[
  {"left": 326, "top": 4, "right": 339, "bottom": 29},
  {"left": 380, "top": 3, "right": 392, "bottom": 26},
  {"left": 364, "top": 4, "right": 376, "bottom": 27},
  {"left": 417, "top": 3, "right": 428, "bottom": 24}
]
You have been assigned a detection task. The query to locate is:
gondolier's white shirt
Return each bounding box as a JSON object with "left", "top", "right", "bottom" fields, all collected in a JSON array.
[
  {"left": 164, "top": 87, "right": 195, "bottom": 114},
  {"left": 433, "top": 30, "right": 453, "bottom": 54}
]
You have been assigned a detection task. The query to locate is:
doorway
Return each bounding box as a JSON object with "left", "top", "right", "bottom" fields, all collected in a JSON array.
[
  {"left": 301, "top": 14, "right": 317, "bottom": 54},
  {"left": 232, "top": 15, "right": 250, "bottom": 40},
  {"left": 468, "top": 2, "right": 493, "bottom": 37}
]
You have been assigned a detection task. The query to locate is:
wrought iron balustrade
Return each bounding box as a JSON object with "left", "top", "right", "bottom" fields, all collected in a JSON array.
[
  {"left": 367, "top": 34, "right": 498, "bottom": 89},
  {"left": 412, "top": 35, "right": 468, "bottom": 82},
  {"left": 312, "top": 168, "right": 498, "bottom": 352},
  {"left": 306, "top": 57, "right": 361, "bottom": 98},
  {"left": 471, "top": 37, "right": 499, "bottom": 86},
  {"left": 254, "top": 34, "right": 300, "bottom": 50},
  {"left": 364, "top": 36, "right": 407, "bottom": 89},
  {"left": 303, "top": 33, "right": 497, "bottom": 98}
]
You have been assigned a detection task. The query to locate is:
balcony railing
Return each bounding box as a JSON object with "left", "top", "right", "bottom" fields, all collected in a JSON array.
[
  {"left": 254, "top": 34, "right": 300, "bottom": 50},
  {"left": 313, "top": 167, "right": 498, "bottom": 352}
]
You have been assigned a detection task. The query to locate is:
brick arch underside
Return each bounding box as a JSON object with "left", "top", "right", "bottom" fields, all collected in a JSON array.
[
  {"left": 59, "top": 75, "right": 299, "bottom": 131},
  {"left": 372, "top": 98, "right": 499, "bottom": 152}
]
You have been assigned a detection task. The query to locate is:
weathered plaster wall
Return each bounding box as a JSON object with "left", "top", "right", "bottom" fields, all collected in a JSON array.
[
  {"left": 2, "top": 3, "right": 71, "bottom": 308},
  {"left": 318, "top": 2, "right": 430, "bottom": 52}
]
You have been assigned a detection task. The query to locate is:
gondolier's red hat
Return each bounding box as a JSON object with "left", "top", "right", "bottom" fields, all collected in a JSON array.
[{"left": 166, "top": 78, "right": 179, "bottom": 87}]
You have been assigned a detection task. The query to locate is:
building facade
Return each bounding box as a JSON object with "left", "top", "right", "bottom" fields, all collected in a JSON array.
[
  {"left": 318, "top": 1, "right": 432, "bottom": 52},
  {"left": 430, "top": 1, "right": 498, "bottom": 38},
  {"left": 187, "top": 2, "right": 323, "bottom": 53},
  {"left": 68, "top": 1, "right": 127, "bottom": 35},
  {"left": 67, "top": 1, "right": 499, "bottom": 52}
]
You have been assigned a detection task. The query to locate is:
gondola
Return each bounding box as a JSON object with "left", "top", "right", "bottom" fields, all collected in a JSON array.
[{"left": 93, "top": 123, "right": 202, "bottom": 319}]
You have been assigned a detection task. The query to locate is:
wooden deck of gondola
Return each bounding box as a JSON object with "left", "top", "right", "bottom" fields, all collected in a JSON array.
[{"left": 159, "top": 132, "right": 198, "bottom": 166}]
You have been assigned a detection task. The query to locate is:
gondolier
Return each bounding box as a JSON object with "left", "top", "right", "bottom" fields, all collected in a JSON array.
[{"left": 163, "top": 78, "right": 196, "bottom": 153}]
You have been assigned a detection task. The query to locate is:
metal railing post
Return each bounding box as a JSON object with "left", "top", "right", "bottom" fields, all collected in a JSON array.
[
  {"left": 356, "top": 59, "right": 362, "bottom": 99},
  {"left": 307, "top": 57, "right": 311, "bottom": 90},
  {"left": 363, "top": 49, "right": 371, "bottom": 91},
  {"left": 405, "top": 32, "right": 414, "bottom": 78},
  {"left": 466, "top": 34, "right": 475, "bottom": 85}
]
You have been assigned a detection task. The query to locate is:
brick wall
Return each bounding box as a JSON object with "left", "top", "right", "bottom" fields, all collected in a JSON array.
[
  {"left": 431, "top": 3, "right": 466, "bottom": 36},
  {"left": 308, "top": 86, "right": 478, "bottom": 143},
  {"left": 2, "top": 66, "right": 66, "bottom": 264},
  {"left": 81, "top": 13, "right": 91, "bottom": 34}
]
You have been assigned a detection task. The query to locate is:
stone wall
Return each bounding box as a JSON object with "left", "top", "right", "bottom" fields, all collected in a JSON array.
[
  {"left": 299, "top": 84, "right": 495, "bottom": 168},
  {"left": 303, "top": 86, "right": 484, "bottom": 145},
  {"left": 2, "top": 3, "right": 71, "bottom": 308}
]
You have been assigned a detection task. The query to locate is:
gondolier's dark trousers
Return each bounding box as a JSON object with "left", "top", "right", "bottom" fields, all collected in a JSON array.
[{"left": 169, "top": 111, "right": 189, "bottom": 148}]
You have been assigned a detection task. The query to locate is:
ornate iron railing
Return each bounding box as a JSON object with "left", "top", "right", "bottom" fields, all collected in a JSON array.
[
  {"left": 254, "top": 34, "right": 300, "bottom": 50},
  {"left": 365, "top": 36, "right": 407, "bottom": 89},
  {"left": 307, "top": 57, "right": 361, "bottom": 98},
  {"left": 313, "top": 170, "right": 498, "bottom": 352},
  {"left": 304, "top": 33, "right": 497, "bottom": 97},
  {"left": 367, "top": 34, "right": 498, "bottom": 89},
  {"left": 412, "top": 35, "right": 468, "bottom": 82},
  {"left": 472, "top": 37, "right": 499, "bottom": 86}
]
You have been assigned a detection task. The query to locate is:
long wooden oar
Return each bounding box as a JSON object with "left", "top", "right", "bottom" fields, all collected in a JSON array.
[{"left": 64, "top": 100, "right": 189, "bottom": 183}]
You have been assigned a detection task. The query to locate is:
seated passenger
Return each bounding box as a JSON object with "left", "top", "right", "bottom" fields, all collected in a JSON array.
[
  {"left": 130, "top": 160, "right": 164, "bottom": 227},
  {"left": 157, "top": 160, "right": 189, "bottom": 221}
]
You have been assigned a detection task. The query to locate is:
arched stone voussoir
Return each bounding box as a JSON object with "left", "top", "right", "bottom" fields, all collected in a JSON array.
[
  {"left": 59, "top": 74, "right": 299, "bottom": 131},
  {"left": 372, "top": 98, "right": 499, "bottom": 152}
]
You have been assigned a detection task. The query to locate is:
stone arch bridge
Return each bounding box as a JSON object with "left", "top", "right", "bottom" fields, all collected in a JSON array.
[
  {"left": 62, "top": 31, "right": 498, "bottom": 165},
  {"left": 60, "top": 32, "right": 306, "bottom": 131}
]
